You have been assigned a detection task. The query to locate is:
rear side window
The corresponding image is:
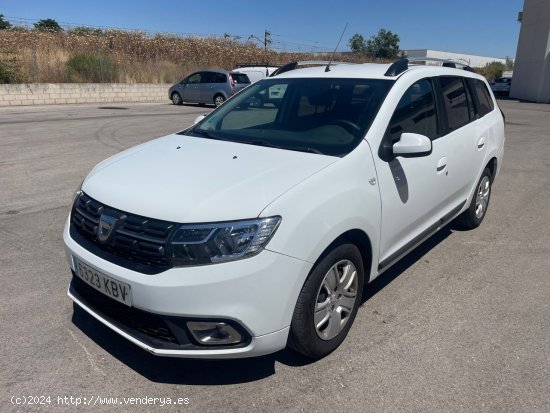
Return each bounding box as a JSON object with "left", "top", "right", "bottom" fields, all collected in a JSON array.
[
  {"left": 215, "top": 73, "right": 227, "bottom": 83},
  {"left": 469, "top": 79, "right": 494, "bottom": 117},
  {"left": 389, "top": 79, "right": 438, "bottom": 141},
  {"left": 201, "top": 72, "right": 217, "bottom": 83},
  {"left": 439, "top": 77, "right": 470, "bottom": 131}
]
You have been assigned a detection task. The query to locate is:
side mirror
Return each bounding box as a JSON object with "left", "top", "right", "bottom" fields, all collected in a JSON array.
[
  {"left": 180, "top": 79, "right": 187, "bottom": 85},
  {"left": 193, "top": 115, "right": 206, "bottom": 125},
  {"left": 393, "top": 133, "right": 432, "bottom": 156}
]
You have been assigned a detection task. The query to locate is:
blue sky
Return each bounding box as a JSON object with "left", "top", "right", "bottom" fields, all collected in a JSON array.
[{"left": 0, "top": 0, "right": 523, "bottom": 57}]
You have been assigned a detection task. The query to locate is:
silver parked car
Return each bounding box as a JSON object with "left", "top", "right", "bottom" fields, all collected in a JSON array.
[
  {"left": 490, "top": 77, "right": 512, "bottom": 96},
  {"left": 169, "top": 70, "right": 250, "bottom": 107}
]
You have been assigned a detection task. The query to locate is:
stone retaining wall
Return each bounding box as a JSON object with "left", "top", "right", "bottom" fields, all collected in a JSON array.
[{"left": 0, "top": 83, "right": 171, "bottom": 106}]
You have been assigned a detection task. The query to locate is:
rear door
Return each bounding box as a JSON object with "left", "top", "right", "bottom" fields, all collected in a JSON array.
[
  {"left": 199, "top": 71, "right": 218, "bottom": 103},
  {"left": 435, "top": 76, "right": 479, "bottom": 207}
]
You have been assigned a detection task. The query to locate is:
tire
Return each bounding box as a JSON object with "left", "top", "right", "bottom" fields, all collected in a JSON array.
[
  {"left": 288, "top": 243, "right": 365, "bottom": 358},
  {"left": 214, "top": 94, "right": 225, "bottom": 107},
  {"left": 455, "top": 167, "right": 492, "bottom": 230},
  {"left": 171, "top": 92, "right": 182, "bottom": 105}
]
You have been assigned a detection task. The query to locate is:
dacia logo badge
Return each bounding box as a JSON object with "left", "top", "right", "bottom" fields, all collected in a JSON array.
[{"left": 97, "top": 214, "right": 118, "bottom": 243}]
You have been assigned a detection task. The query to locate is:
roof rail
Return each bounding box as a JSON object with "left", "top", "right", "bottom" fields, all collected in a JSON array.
[
  {"left": 384, "top": 58, "right": 409, "bottom": 76},
  {"left": 235, "top": 63, "right": 280, "bottom": 68},
  {"left": 270, "top": 60, "right": 355, "bottom": 77},
  {"left": 384, "top": 57, "right": 475, "bottom": 77}
]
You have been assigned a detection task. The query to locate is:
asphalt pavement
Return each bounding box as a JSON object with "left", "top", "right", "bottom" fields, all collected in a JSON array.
[{"left": 0, "top": 100, "right": 548, "bottom": 412}]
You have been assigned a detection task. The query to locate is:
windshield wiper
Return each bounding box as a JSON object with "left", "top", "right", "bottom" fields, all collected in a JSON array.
[
  {"left": 244, "top": 140, "right": 283, "bottom": 149},
  {"left": 244, "top": 140, "right": 324, "bottom": 155},
  {"left": 191, "top": 128, "right": 221, "bottom": 140},
  {"left": 292, "top": 146, "right": 324, "bottom": 155}
]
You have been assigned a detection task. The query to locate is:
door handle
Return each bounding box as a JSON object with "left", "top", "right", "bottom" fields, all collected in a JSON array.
[
  {"left": 436, "top": 157, "right": 447, "bottom": 173},
  {"left": 477, "top": 136, "right": 486, "bottom": 149}
]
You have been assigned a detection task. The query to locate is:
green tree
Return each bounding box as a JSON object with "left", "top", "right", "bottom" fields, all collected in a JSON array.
[
  {"left": 0, "top": 14, "right": 11, "bottom": 29},
  {"left": 34, "top": 18, "right": 63, "bottom": 32},
  {"left": 348, "top": 34, "right": 367, "bottom": 54},
  {"left": 365, "top": 29, "right": 400, "bottom": 59},
  {"left": 477, "top": 61, "right": 505, "bottom": 81}
]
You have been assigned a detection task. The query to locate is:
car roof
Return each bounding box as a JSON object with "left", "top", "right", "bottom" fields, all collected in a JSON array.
[{"left": 273, "top": 62, "right": 486, "bottom": 81}]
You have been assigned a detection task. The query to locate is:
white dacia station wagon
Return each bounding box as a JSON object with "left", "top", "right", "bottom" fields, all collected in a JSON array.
[{"left": 65, "top": 59, "right": 505, "bottom": 359}]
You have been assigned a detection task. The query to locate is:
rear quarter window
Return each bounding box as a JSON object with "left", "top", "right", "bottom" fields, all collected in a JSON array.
[
  {"left": 468, "top": 78, "right": 494, "bottom": 117},
  {"left": 231, "top": 73, "right": 250, "bottom": 84}
]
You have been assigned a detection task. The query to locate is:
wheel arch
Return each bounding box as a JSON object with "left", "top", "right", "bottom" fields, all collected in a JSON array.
[
  {"left": 313, "top": 229, "right": 373, "bottom": 283},
  {"left": 213, "top": 92, "right": 226, "bottom": 101},
  {"left": 486, "top": 157, "right": 497, "bottom": 182}
]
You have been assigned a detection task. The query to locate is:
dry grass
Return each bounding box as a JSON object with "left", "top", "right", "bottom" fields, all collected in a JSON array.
[{"left": 0, "top": 29, "right": 367, "bottom": 84}]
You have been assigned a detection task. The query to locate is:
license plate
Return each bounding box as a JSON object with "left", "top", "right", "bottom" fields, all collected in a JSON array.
[{"left": 74, "top": 259, "right": 132, "bottom": 306}]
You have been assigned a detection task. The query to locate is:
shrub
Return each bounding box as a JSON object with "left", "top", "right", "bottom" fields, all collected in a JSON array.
[
  {"left": 0, "top": 60, "right": 21, "bottom": 83},
  {"left": 69, "top": 26, "right": 104, "bottom": 36},
  {"left": 66, "top": 53, "right": 118, "bottom": 82},
  {"left": 0, "top": 48, "right": 21, "bottom": 83}
]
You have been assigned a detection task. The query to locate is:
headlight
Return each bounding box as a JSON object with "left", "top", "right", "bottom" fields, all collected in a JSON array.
[
  {"left": 72, "top": 179, "right": 84, "bottom": 204},
  {"left": 169, "top": 216, "right": 281, "bottom": 266}
]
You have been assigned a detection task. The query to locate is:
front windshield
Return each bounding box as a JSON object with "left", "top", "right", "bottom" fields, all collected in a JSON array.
[{"left": 184, "top": 77, "right": 393, "bottom": 157}]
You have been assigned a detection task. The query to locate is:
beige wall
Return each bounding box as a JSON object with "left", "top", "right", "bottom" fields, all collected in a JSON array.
[
  {"left": 511, "top": 0, "right": 550, "bottom": 102},
  {"left": 0, "top": 83, "right": 171, "bottom": 106}
]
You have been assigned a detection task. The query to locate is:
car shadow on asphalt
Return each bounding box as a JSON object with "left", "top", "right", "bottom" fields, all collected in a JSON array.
[
  {"left": 71, "top": 225, "right": 454, "bottom": 385},
  {"left": 361, "top": 225, "right": 453, "bottom": 304}
]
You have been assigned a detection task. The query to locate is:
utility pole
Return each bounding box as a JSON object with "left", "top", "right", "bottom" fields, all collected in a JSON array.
[
  {"left": 249, "top": 30, "right": 272, "bottom": 51},
  {"left": 264, "top": 30, "right": 271, "bottom": 51}
]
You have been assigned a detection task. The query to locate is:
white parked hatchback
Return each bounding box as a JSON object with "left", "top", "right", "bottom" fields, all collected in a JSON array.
[{"left": 65, "top": 59, "right": 505, "bottom": 359}]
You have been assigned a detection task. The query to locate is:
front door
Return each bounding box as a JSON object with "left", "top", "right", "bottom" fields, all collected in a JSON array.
[
  {"left": 181, "top": 72, "right": 202, "bottom": 102},
  {"left": 373, "top": 78, "right": 453, "bottom": 271}
]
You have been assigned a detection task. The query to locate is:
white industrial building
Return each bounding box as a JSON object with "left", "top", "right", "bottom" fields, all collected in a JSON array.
[
  {"left": 404, "top": 49, "right": 507, "bottom": 68},
  {"left": 510, "top": 0, "right": 550, "bottom": 103}
]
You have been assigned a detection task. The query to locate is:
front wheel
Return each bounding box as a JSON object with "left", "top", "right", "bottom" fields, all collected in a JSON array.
[
  {"left": 455, "top": 167, "right": 492, "bottom": 229},
  {"left": 214, "top": 94, "right": 225, "bottom": 107},
  {"left": 171, "top": 92, "right": 182, "bottom": 105},
  {"left": 288, "top": 243, "right": 365, "bottom": 358}
]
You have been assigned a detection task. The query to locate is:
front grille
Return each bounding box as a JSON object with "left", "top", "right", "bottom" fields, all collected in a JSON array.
[{"left": 71, "top": 192, "right": 175, "bottom": 274}]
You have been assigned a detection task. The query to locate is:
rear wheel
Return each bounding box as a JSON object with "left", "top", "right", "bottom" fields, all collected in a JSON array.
[
  {"left": 455, "top": 167, "right": 492, "bottom": 229},
  {"left": 214, "top": 94, "right": 225, "bottom": 107},
  {"left": 171, "top": 92, "right": 182, "bottom": 105},
  {"left": 288, "top": 243, "right": 364, "bottom": 358}
]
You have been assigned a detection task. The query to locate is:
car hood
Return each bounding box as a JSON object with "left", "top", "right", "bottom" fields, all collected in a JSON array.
[{"left": 82, "top": 134, "right": 337, "bottom": 223}]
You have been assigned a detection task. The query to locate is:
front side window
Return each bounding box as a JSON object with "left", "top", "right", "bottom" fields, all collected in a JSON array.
[
  {"left": 440, "top": 76, "right": 470, "bottom": 131},
  {"left": 184, "top": 78, "right": 394, "bottom": 157},
  {"left": 388, "top": 79, "right": 438, "bottom": 141},
  {"left": 187, "top": 73, "right": 201, "bottom": 84}
]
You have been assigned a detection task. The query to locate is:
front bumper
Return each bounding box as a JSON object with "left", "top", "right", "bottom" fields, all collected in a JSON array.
[{"left": 64, "top": 217, "right": 312, "bottom": 358}]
